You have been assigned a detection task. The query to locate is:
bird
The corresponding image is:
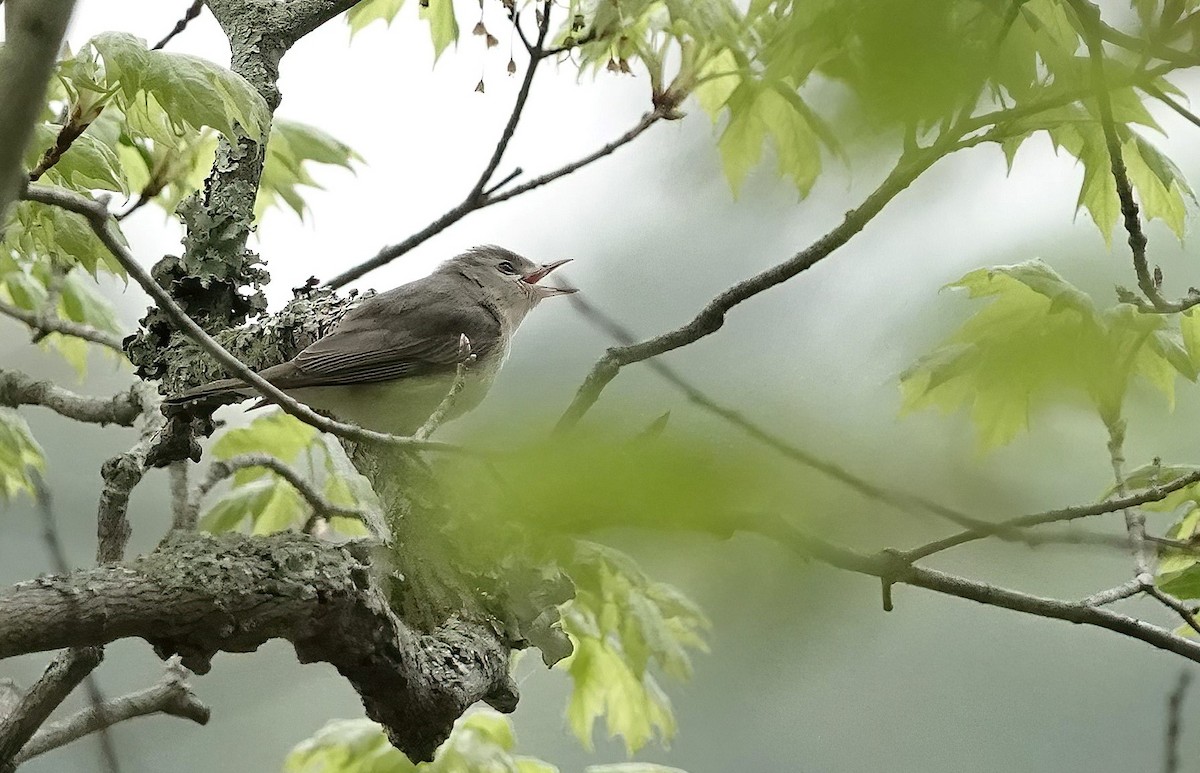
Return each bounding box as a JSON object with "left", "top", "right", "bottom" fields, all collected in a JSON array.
[{"left": 167, "top": 245, "right": 577, "bottom": 434}]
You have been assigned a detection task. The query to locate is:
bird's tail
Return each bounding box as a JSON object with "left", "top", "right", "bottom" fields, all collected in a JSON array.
[{"left": 164, "top": 377, "right": 251, "bottom": 406}]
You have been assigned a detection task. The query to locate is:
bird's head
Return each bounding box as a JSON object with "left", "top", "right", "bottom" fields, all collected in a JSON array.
[{"left": 443, "top": 245, "right": 577, "bottom": 320}]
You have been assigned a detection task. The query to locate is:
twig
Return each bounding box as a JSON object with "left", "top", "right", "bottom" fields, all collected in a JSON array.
[
  {"left": 13, "top": 660, "right": 209, "bottom": 765},
  {"left": 1147, "top": 584, "right": 1200, "bottom": 637},
  {"left": 1081, "top": 577, "right": 1146, "bottom": 606},
  {"left": 27, "top": 121, "right": 89, "bottom": 183},
  {"left": 20, "top": 184, "right": 464, "bottom": 456},
  {"left": 903, "top": 467, "right": 1200, "bottom": 562},
  {"left": 168, "top": 461, "right": 189, "bottom": 533},
  {"left": 326, "top": 109, "right": 665, "bottom": 289},
  {"left": 0, "top": 294, "right": 124, "bottom": 352},
  {"left": 96, "top": 403, "right": 166, "bottom": 564},
  {"left": 1165, "top": 670, "right": 1192, "bottom": 773},
  {"left": 0, "top": 369, "right": 143, "bottom": 427},
  {"left": 415, "top": 335, "right": 474, "bottom": 441},
  {"left": 1068, "top": 0, "right": 1180, "bottom": 311},
  {"left": 152, "top": 0, "right": 204, "bottom": 50},
  {"left": 0, "top": 648, "right": 104, "bottom": 773},
  {"left": 186, "top": 453, "right": 372, "bottom": 534},
  {"left": 31, "top": 472, "right": 121, "bottom": 773}
]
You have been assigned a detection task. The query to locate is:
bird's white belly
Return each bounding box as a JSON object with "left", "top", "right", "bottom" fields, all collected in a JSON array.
[{"left": 282, "top": 350, "right": 505, "bottom": 435}]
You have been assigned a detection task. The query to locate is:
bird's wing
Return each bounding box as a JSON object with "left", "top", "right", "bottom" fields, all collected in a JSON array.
[{"left": 261, "top": 279, "right": 502, "bottom": 389}]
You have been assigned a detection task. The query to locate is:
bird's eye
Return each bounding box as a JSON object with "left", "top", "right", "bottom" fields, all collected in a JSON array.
[{"left": 497, "top": 261, "right": 517, "bottom": 274}]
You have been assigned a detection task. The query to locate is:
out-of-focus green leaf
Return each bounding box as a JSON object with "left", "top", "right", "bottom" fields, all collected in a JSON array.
[
  {"left": 346, "top": 0, "right": 406, "bottom": 34},
  {"left": 419, "top": 0, "right": 458, "bottom": 60},
  {"left": 256, "top": 119, "right": 361, "bottom": 221},
  {"left": 901, "top": 261, "right": 1195, "bottom": 448},
  {"left": 284, "top": 711, "right": 572, "bottom": 773},
  {"left": 0, "top": 410, "right": 46, "bottom": 503},
  {"left": 212, "top": 411, "right": 318, "bottom": 481}
]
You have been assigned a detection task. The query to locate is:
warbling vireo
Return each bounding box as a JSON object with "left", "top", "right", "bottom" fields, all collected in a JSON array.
[{"left": 167, "top": 245, "right": 576, "bottom": 433}]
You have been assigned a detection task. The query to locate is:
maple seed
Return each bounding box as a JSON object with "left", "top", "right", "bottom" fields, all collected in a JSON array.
[
  {"left": 475, "top": 79, "right": 485, "bottom": 93},
  {"left": 507, "top": 58, "right": 517, "bottom": 75},
  {"left": 606, "top": 57, "right": 620, "bottom": 72},
  {"left": 473, "top": 21, "right": 486, "bottom": 35},
  {"left": 618, "top": 58, "right": 632, "bottom": 74}
]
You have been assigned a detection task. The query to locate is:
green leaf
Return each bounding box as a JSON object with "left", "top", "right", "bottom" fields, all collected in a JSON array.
[
  {"left": 716, "top": 81, "right": 821, "bottom": 196},
  {"left": 901, "top": 261, "right": 1192, "bottom": 448},
  {"left": 346, "top": 0, "right": 407, "bottom": 35},
  {"left": 284, "top": 711, "right": 564, "bottom": 773},
  {"left": 212, "top": 411, "right": 318, "bottom": 478},
  {"left": 199, "top": 476, "right": 308, "bottom": 534},
  {"left": 0, "top": 410, "right": 46, "bottom": 503},
  {"left": 27, "top": 123, "right": 127, "bottom": 193},
  {"left": 419, "top": 0, "right": 459, "bottom": 60},
  {"left": 256, "top": 119, "right": 360, "bottom": 221},
  {"left": 89, "top": 32, "right": 269, "bottom": 141}
]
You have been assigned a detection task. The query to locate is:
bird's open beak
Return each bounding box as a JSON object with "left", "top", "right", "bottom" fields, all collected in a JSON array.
[{"left": 522, "top": 259, "right": 578, "bottom": 296}]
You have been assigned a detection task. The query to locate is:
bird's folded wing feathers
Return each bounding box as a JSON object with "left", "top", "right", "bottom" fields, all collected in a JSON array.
[{"left": 262, "top": 288, "right": 503, "bottom": 389}]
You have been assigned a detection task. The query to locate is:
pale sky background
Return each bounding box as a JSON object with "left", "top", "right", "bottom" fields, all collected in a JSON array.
[{"left": 7, "top": 1, "right": 1200, "bottom": 771}]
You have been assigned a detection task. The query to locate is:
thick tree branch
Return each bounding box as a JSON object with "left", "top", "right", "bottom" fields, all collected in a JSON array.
[
  {"left": 0, "top": 0, "right": 75, "bottom": 221},
  {"left": 20, "top": 184, "right": 465, "bottom": 456},
  {"left": 12, "top": 660, "right": 208, "bottom": 766},
  {"left": 0, "top": 297, "right": 125, "bottom": 351},
  {"left": 0, "top": 531, "right": 515, "bottom": 762},
  {"left": 0, "top": 370, "right": 143, "bottom": 427}
]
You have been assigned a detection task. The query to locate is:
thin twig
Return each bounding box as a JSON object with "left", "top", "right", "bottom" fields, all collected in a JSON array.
[
  {"left": 13, "top": 660, "right": 208, "bottom": 765},
  {"left": 96, "top": 402, "right": 165, "bottom": 564},
  {"left": 168, "top": 461, "right": 189, "bottom": 533},
  {"left": 326, "top": 109, "right": 665, "bottom": 289},
  {"left": 152, "top": 0, "right": 204, "bottom": 50},
  {"left": 1081, "top": 577, "right": 1146, "bottom": 606},
  {"left": 1165, "top": 670, "right": 1192, "bottom": 773},
  {"left": 20, "top": 184, "right": 465, "bottom": 456},
  {"left": 0, "top": 298, "right": 125, "bottom": 352},
  {"left": 903, "top": 467, "right": 1200, "bottom": 562},
  {"left": 31, "top": 472, "right": 121, "bottom": 773},
  {"left": 1068, "top": 0, "right": 1175, "bottom": 311},
  {"left": 415, "top": 363, "right": 472, "bottom": 441},
  {"left": 1147, "top": 584, "right": 1200, "bottom": 637}
]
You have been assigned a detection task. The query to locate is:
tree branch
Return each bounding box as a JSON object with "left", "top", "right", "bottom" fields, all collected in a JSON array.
[
  {"left": 0, "top": 0, "right": 76, "bottom": 221},
  {"left": 0, "top": 297, "right": 125, "bottom": 351},
  {"left": 1165, "top": 670, "right": 1192, "bottom": 773},
  {"left": 13, "top": 660, "right": 208, "bottom": 766},
  {"left": 0, "top": 531, "right": 516, "bottom": 762},
  {"left": 20, "top": 184, "right": 466, "bottom": 456},
  {"left": 0, "top": 369, "right": 143, "bottom": 427}
]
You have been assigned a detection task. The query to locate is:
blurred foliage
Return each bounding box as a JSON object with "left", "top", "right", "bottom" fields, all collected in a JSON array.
[
  {"left": 901, "top": 261, "right": 1197, "bottom": 449},
  {"left": 0, "top": 411, "right": 45, "bottom": 503},
  {"left": 284, "top": 710, "right": 689, "bottom": 773}
]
